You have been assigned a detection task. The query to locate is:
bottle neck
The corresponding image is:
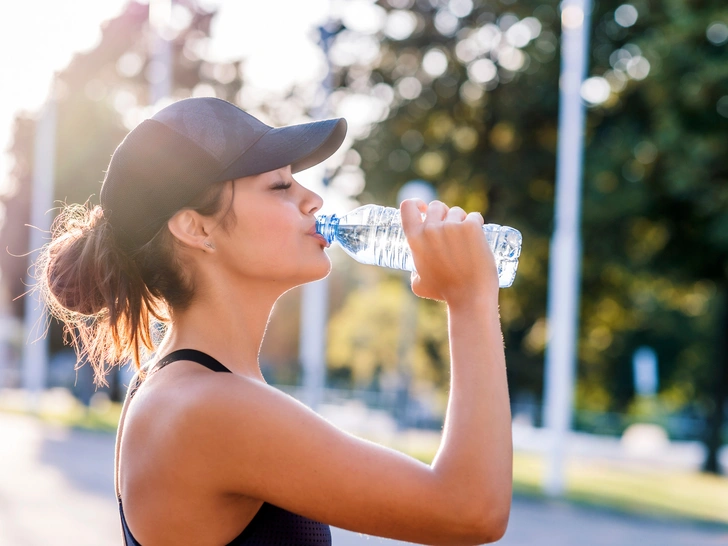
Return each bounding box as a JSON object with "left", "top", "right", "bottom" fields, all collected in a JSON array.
[{"left": 315, "top": 214, "right": 339, "bottom": 244}]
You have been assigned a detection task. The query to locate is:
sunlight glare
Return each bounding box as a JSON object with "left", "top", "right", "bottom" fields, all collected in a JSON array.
[{"left": 0, "top": 0, "right": 127, "bottom": 191}]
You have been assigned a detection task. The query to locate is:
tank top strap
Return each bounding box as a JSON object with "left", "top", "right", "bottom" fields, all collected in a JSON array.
[
  {"left": 153, "top": 349, "right": 232, "bottom": 374},
  {"left": 127, "top": 349, "right": 231, "bottom": 401}
]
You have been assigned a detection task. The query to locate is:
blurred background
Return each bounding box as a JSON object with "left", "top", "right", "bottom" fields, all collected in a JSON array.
[{"left": 0, "top": 0, "right": 727, "bottom": 544}]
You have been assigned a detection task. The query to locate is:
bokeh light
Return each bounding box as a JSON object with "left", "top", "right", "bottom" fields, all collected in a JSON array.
[
  {"left": 330, "top": 32, "right": 380, "bottom": 67},
  {"left": 468, "top": 58, "right": 498, "bottom": 85},
  {"left": 448, "top": 0, "right": 474, "bottom": 19},
  {"left": 581, "top": 76, "right": 611, "bottom": 105},
  {"left": 626, "top": 56, "right": 651, "bottom": 80},
  {"left": 396, "top": 76, "right": 423, "bottom": 100},
  {"left": 634, "top": 141, "right": 658, "bottom": 164},
  {"left": 706, "top": 22, "right": 728, "bottom": 46},
  {"left": 614, "top": 4, "right": 639, "bottom": 28},
  {"left": 386, "top": 0, "right": 414, "bottom": 8},
  {"left": 422, "top": 48, "right": 449, "bottom": 78},
  {"left": 718, "top": 96, "right": 728, "bottom": 118},
  {"left": 434, "top": 9, "right": 459, "bottom": 36},
  {"left": 383, "top": 9, "right": 419, "bottom": 40},
  {"left": 339, "top": 0, "right": 387, "bottom": 35}
]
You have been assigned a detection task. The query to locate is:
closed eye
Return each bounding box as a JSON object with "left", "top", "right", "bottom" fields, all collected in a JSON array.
[{"left": 271, "top": 182, "right": 292, "bottom": 190}]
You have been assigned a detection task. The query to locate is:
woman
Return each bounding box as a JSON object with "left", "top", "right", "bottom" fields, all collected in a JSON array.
[{"left": 37, "top": 97, "right": 512, "bottom": 545}]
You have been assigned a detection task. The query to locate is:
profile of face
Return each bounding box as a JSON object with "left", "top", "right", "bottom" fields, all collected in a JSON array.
[{"left": 203, "top": 165, "right": 331, "bottom": 292}]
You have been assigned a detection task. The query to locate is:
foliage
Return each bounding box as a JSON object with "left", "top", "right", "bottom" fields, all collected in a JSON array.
[
  {"left": 321, "top": 0, "right": 727, "bottom": 470},
  {"left": 327, "top": 273, "right": 450, "bottom": 390},
  {"left": 324, "top": 0, "right": 562, "bottom": 401}
]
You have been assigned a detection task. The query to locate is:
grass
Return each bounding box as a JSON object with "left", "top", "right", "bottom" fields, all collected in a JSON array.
[
  {"left": 0, "top": 388, "right": 122, "bottom": 433},
  {"left": 2, "top": 389, "right": 728, "bottom": 526},
  {"left": 36, "top": 403, "right": 122, "bottom": 432},
  {"left": 371, "top": 432, "right": 728, "bottom": 526},
  {"left": 511, "top": 452, "right": 728, "bottom": 526}
]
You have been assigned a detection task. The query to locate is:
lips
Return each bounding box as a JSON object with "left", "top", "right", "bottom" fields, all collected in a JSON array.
[{"left": 308, "top": 224, "right": 330, "bottom": 247}]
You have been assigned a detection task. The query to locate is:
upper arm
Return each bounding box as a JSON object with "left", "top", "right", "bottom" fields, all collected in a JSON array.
[{"left": 177, "top": 378, "right": 505, "bottom": 545}]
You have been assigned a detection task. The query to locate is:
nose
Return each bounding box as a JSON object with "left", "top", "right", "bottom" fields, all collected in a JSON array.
[{"left": 302, "top": 186, "right": 324, "bottom": 216}]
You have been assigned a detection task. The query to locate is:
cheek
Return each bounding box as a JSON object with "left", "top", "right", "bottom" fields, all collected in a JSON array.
[
  {"left": 255, "top": 217, "right": 298, "bottom": 254},
  {"left": 234, "top": 212, "right": 301, "bottom": 268}
]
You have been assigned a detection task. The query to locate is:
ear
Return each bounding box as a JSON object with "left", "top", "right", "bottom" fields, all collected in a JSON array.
[{"left": 167, "top": 209, "right": 214, "bottom": 251}]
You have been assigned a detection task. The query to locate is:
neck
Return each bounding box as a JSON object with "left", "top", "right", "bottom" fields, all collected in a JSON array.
[{"left": 158, "top": 279, "right": 288, "bottom": 379}]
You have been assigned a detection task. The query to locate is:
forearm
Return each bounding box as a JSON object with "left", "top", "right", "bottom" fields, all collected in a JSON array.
[{"left": 431, "top": 295, "right": 513, "bottom": 512}]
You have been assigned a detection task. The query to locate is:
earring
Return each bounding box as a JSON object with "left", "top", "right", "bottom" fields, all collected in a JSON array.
[{"left": 204, "top": 241, "right": 215, "bottom": 250}]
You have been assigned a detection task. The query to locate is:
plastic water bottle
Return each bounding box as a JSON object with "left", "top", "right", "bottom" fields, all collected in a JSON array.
[{"left": 315, "top": 204, "right": 522, "bottom": 288}]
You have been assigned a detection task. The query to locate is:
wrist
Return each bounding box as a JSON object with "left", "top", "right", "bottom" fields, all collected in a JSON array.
[{"left": 446, "top": 289, "right": 499, "bottom": 316}]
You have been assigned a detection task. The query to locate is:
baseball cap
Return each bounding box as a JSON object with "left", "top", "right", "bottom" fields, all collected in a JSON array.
[{"left": 100, "top": 97, "right": 347, "bottom": 249}]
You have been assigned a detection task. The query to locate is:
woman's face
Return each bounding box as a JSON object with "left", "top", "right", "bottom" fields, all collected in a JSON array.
[{"left": 210, "top": 166, "right": 331, "bottom": 289}]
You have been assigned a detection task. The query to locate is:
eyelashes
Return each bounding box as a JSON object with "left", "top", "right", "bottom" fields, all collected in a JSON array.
[{"left": 271, "top": 182, "right": 292, "bottom": 190}]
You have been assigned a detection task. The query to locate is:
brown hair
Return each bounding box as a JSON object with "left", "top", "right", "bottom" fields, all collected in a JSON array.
[{"left": 35, "top": 181, "right": 235, "bottom": 386}]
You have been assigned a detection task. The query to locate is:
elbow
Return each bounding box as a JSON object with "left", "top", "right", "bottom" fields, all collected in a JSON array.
[
  {"left": 456, "top": 494, "right": 512, "bottom": 545},
  {"left": 430, "top": 475, "right": 513, "bottom": 545},
  {"left": 471, "top": 507, "right": 510, "bottom": 544}
]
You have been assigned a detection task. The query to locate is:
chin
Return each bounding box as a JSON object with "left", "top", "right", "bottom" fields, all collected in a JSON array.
[
  {"left": 283, "top": 256, "right": 332, "bottom": 288},
  {"left": 307, "top": 257, "right": 333, "bottom": 282}
]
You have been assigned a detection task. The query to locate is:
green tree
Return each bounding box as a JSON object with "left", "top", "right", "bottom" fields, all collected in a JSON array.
[
  {"left": 326, "top": 0, "right": 727, "bottom": 471},
  {"left": 327, "top": 274, "right": 450, "bottom": 390},
  {"left": 326, "top": 0, "right": 562, "bottom": 408},
  {"left": 582, "top": 0, "right": 728, "bottom": 472}
]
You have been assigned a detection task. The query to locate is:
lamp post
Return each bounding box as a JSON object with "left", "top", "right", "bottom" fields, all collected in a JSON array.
[
  {"left": 299, "top": 21, "right": 338, "bottom": 412},
  {"left": 22, "top": 93, "right": 57, "bottom": 410},
  {"left": 148, "top": 0, "right": 172, "bottom": 106},
  {"left": 542, "top": 0, "right": 593, "bottom": 496},
  {"left": 393, "top": 180, "right": 436, "bottom": 428}
]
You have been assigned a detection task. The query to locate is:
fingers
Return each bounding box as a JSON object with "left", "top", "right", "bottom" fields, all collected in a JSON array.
[
  {"left": 445, "top": 206, "right": 467, "bottom": 222},
  {"left": 400, "top": 198, "right": 427, "bottom": 222},
  {"left": 401, "top": 200, "right": 493, "bottom": 302},
  {"left": 403, "top": 199, "right": 453, "bottom": 240},
  {"left": 465, "top": 211, "right": 485, "bottom": 226},
  {"left": 403, "top": 200, "right": 479, "bottom": 236},
  {"left": 400, "top": 198, "right": 427, "bottom": 238},
  {"left": 423, "top": 200, "right": 448, "bottom": 224}
]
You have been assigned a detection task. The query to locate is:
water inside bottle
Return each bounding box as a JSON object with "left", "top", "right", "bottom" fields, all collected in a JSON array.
[
  {"left": 334, "top": 218, "right": 415, "bottom": 271},
  {"left": 497, "top": 259, "right": 519, "bottom": 288}
]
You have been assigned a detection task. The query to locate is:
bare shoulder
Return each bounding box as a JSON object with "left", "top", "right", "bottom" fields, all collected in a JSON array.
[
  {"left": 144, "top": 365, "right": 303, "bottom": 428},
  {"left": 125, "top": 365, "right": 305, "bottom": 457},
  {"left": 124, "top": 363, "right": 268, "bottom": 435},
  {"left": 162, "top": 369, "right": 329, "bottom": 460},
  {"left": 129, "top": 367, "right": 332, "bottom": 499}
]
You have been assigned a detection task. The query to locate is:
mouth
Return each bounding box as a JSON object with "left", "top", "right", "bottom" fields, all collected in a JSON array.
[{"left": 308, "top": 224, "right": 330, "bottom": 247}]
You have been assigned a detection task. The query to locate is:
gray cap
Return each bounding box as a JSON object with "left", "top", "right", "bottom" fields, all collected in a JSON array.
[{"left": 100, "top": 97, "right": 347, "bottom": 249}]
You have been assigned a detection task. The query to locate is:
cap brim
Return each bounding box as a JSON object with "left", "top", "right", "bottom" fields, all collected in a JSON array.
[{"left": 216, "top": 117, "right": 347, "bottom": 181}]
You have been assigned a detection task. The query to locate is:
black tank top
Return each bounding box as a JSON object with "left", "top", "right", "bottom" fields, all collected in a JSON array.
[{"left": 118, "top": 349, "right": 332, "bottom": 546}]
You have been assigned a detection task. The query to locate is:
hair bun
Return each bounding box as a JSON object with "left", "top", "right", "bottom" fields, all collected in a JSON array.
[{"left": 44, "top": 205, "right": 114, "bottom": 316}]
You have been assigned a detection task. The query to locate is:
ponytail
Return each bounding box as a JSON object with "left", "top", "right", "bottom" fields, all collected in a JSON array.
[
  {"left": 35, "top": 181, "right": 234, "bottom": 386},
  {"left": 36, "top": 204, "right": 167, "bottom": 385}
]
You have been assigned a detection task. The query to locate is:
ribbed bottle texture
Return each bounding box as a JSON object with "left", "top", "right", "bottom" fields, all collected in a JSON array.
[{"left": 316, "top": 204, "right": 522, "bottom": 288}]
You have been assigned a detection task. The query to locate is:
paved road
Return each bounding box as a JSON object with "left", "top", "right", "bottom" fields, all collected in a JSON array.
[{"left": 1, "top": 412, "right": 726, "bottom": 546}]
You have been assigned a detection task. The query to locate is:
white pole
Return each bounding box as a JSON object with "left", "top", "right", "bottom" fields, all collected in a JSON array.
[
  {"left": 393, "top": 181, "right": 437, "bottom": 427},
  {"left": 542, "top": 0, "right": 592, "bottom": 496},
  {"left": 299, "top": 278, "right": 329, "bottom": 410},
  {"left": 299, "top": 21, "right": 335, "bottom": 411},
  {"left": 22, "top": 96, "right": 57, "bottom": 410},
  {"left": 149, "top": 0, "right": 172, "bottom": 105}
]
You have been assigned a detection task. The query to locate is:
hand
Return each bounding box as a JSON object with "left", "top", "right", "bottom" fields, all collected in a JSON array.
[{"left": 400, "top": 198, "right": 499, "bottom": 305}]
